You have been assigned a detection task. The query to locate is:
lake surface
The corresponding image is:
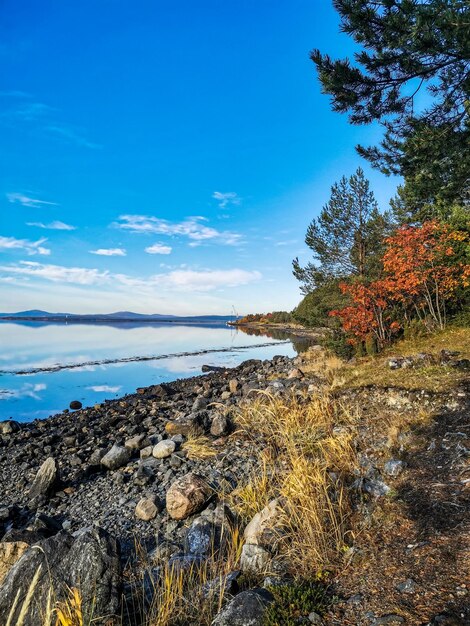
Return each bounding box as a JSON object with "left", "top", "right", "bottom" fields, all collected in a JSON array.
[{"left": 0, "top": 321, "right": 308, "bottom": 422}]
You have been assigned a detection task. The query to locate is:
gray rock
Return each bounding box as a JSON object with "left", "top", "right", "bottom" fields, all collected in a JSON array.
[
  {"left": 101, "top": 443, "right": 131, "bottom": 470},
  {"left": 192, "top": 397, "right": 208, "bottom": 412},
  {"left": 153, "top": 440, "right": 176, "bottom": 459},
  {"left": 362, "top": 478, "right": 391, "bottom": 498},
  {"left": 69, "top": 400, "right": 82, "bottom": 410},
  {"left": 384, "top": 460, "right": 405, "bottom": 477},
  {"left": 135, "top": 496, "right": 160, "bottom": 521},
  {"left": 396, "top": 578, "right": 416, "bottom": 593},
  {"left": 212, "top": 588, "right": 273, "bottom": 626},
  {"left": 125, "top": 434, "right": 149, "bottom": 450},
  {"left": 210, "top": 414, "right": 229, "bottom": 437},
  {"left": 0, "top": 527, "right": 121, "bottom": 626},
  {"left": 28, "top": 457, "right": 59, "bottom": 500},
  {"left": 308, "top": 611, "right": 322, "bottom": 624},
  {"left": 240, "top": 544, "right": 271, "bottom": 573}
]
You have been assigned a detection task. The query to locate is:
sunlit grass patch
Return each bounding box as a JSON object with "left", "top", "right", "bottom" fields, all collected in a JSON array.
[
  {"left": 231, "top": 391, "right": 357, "bottom": 575},
  {"left": 182, "top": 435, "right": 218, "bottom": 460}
]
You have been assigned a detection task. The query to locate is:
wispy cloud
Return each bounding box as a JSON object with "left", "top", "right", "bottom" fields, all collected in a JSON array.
[
  {"left": 0, "top": 261, "right": 261, "bottom": 293},
  {"left": 89, "top": 248, "right": 126, "bottom": 257},
  {"left": 212, "top": 191, "right": 241, "bottom": 209},
  {"left": 274, "top": 239, "right": 298, "bottom": 247},
  {"left": 0, "top": 235, "right": 50, "bottom": 256},
  {"left": 27, "top": 220, "right": 76, "bottom": 231},
  {"left": 114, "top": 215, "right": 242, "bottom": 246},
  {"left": 145, "top": 243, "right": 172, "bottom": 255},
  {"left": 0, "top": 261, "right": 109, "bottom": 284},
  {"left": 45, "top": 125, "right": 102, "bottom": 150},
  {"left": 7, "top": 192, "right": 57, "bottom": 208},
  {"left": 0, "top": 91, "right": 100, "bottom": 149}
]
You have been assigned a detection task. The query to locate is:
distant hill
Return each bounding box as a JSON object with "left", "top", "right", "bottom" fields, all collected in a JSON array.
[{"left": 0, "top": 310, "right": 235, "bottom": 323}]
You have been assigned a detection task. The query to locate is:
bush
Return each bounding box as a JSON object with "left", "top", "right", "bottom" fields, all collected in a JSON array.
[
  {"left": 323, "top": 331, "right": 354, "bottom": 360},
  {"left": 263, "top": 581, "right": 332, "bottom": 626},
  {"left": 403, "top": 318, "right": 428, "bottom": 340}
]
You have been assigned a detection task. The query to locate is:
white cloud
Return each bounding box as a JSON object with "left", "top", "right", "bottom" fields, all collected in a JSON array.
[
  {"left": 87, "top": 385, "right": 121, "bottom": 393},
  {"left": 89, "top": 248, "right": 126, "bottom": 257},
  {"left": 0, "top": 260, "right": 261, "bottom": 293},
  {"left": 0, "top": 235, "right": 50, "bottom": 256},
  {"left": 27, "top": 220, "right": 76, "bottom": 231},
  {"left": 114, "top": 214, "right": 242, "bottom": 246},
  {"left": 0, "top": 261, "right": 109, "bottom": 285},
  {"left": 7, "top": 193, "right": 57, "bottom": 208},
  {"left": 212, "top": 191, "right": 241, "bottom": 209},
  {"left": 274, "top": 239, "right": 298, "bottom": 247},
  {"left": 145, "top": 243, "right": 172, "bottom": 255},
  {"left": 149, "top": 268, "right": 262, "bottom": 292}
]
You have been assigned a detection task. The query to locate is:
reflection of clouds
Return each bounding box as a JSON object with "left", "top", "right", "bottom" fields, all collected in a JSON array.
[
  {"left": 0, "top": 383, "right": 47, "bottom": 400},
  {"left": 86, "top": 385, "right": 121, "bottom": 393}
]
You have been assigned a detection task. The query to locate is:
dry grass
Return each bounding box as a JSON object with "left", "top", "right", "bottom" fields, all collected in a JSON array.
[
  {"left": 182, "top": 435, "right": 218, "bottom": 460},
  {"left": 128, "top": 526, "right": 243, "bottom": 626},
  {"left": 338, "top": 326, "right": 470, "bottom": 392},
  {"left": 231, "top": 391, "right": 357, "bottom": 575},
  {"left": 300, "top": 349, "right": 344, "bottom": 386}
]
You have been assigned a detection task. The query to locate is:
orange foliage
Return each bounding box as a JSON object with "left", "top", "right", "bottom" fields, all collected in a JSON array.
[{"left": 331, "top": 220, "right": 470, "bottom": 343}]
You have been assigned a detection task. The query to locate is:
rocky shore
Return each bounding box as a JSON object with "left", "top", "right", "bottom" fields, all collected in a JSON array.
[{"left": 0, "top": 347, "right": 469, "bottom": 625}]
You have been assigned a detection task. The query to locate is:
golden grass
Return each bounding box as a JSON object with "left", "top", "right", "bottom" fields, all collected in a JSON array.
[
  {"left": 338, "top": 326, "right": 470, "bottom": 392},
  {"left": 131, "top": 526, "right": 243, "bottom": 626},
  {"left": 300, "top": 349, "right": 344, "bottom": 385},
  {"left": 231, "top": 391, "right": 357, "bottom": 575},
  {"left": 182, "top": 435, "right": 218, "bottom": 460}
]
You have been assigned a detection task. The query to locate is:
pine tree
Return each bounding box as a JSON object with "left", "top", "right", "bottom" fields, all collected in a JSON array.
[
  {"left": 311, "top": 0, "right": 470, "bottom": 217},
  {"left": 293, "top": 168, "right": 390, "bottom": 293}
]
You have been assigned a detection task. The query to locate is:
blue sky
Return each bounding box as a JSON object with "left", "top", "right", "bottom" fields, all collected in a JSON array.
[{"left": 0, "top": 0, "right": 399, "bottom": 315}]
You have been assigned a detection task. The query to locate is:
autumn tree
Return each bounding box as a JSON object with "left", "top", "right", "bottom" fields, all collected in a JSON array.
[
  {"left": 311, "top": 0, "right": 470, "bottom": 218},
  {"left": 293, "top": 167, "right": 390, "bottom": 293},
  {"left": 331, "top": 221, "right": 470, "bottom": 345},
  {"left": 382, "top": 220, "right": 470, "bottom": 328}
]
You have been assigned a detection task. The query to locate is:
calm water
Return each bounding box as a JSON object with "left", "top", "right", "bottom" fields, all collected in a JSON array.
[{"left": 0, "top": 321, "right": 304, "bottom": 422}]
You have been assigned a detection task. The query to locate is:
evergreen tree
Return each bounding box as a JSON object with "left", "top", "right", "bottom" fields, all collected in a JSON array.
[
  {"left": 293, "top": 168, "right": 389, "bottom": 293},
  {"left": 311, "top": 0, "right": 470, "bottom": 217}
]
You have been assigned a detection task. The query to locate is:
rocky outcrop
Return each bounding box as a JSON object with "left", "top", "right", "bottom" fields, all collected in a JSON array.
[{"left": 0, "top": 527, "right": 121, "bottom": 625}]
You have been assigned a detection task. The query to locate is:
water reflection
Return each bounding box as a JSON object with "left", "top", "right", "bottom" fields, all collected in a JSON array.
[
  {"left": 0, "top": 321, "right": 306, "bottom": 421},
  {"left": 236, "top": 325, "right": 314, "bottom": 354}
]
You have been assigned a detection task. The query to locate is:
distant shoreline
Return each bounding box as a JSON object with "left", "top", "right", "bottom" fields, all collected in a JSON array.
[{"left": 0, "top": 316, "right": 234, "bottom": 325}]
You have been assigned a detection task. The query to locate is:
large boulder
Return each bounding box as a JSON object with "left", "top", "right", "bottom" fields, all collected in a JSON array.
[
  {"left": 166, "top": 473, "right": 212, "bottom": 520},
  {"left": 28, "top": 457, "right": 59, "bottom": 500},
  {"left": 212, "top": 589, "right": 273, "bottom": 626},
  {"left": 0, "top": 527, "right": 121, "bottom": 626}
]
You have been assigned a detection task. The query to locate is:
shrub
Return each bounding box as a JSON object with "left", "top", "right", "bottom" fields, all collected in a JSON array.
[{"left": 263, "top": 580, "right": 332, "bottom": 626}]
